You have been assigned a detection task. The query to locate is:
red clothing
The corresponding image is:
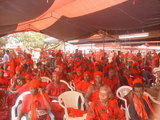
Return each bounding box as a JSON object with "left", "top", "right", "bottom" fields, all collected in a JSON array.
[
  {"left": 17, "top": 83, "right": 29, "bottom": 94},
  {"left": 25, "top": 59, "right": 34, "bottom": 68},
  {"left": 46, "top": 82, "right": 68, "bottom": 97},
  {"left": 67, "top": 107, "right": 87, "bottom": 117},
  {"left": 0, "top": 77, "right": 9, "bottom": 89},
  {"left": 72, "top": 75, "right": 83, "bottom": 85},
  {"left": 90, "top": 91, "right": 99, "bottom": 102},
  {"left": 76, "top": 80, "right": 91, "bottom": 93},
  {"left": 124, "top": 75, "right": 133, "bottom": 87},
  {"left": 86, "top": 99, "right": 126, "bottom": 120},
  {"left": 8, "top": 58, "right": 17, "bottom": 76},
  {"left": 21, "top": 93, "right": 51, "bottom": 120},
  {"left": 46, "top": 82, "right": 68, "bottom": 120},
  {"left": 132, "top": 95, "right": 157, "bottom": 120},
  {"left": 104, "top": 76, "right": 119, "bottom": 92}
]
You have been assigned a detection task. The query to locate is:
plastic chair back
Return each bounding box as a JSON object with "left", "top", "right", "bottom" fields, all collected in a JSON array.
[{"left": 60, "top": 80, "right": 74, "bottom": 91}]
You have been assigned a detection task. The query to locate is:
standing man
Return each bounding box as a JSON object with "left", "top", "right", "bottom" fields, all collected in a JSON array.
[{"left": 0, "top": 50, "right": 9, "bottom": 65}]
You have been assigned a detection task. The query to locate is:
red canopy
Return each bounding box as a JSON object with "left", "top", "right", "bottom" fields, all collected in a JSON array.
[{"left": 0, "top": 0, "right": 160, "bottom": 41}]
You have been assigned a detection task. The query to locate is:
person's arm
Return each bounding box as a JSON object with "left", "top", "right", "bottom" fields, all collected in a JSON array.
[
  {"left": 17, "top": 111, "right": 24, "bottom": 120},
  {"left": 86, "top": 102, "right": 96, "bottom": 120},
  {"left": 85, "top": 85, "right": 94, "bottom": 109},
  {"left": 39, "top": 88, "right": 52, "bottom": 111},
  {"left": 112, "top": 100, "right": 126, "bottom": 120},
  {"left": 129, "top": 101, "right": 142, "bottom": 120},
  {"left": 48, "top": 95, "right": 58, "bottom": 100}
]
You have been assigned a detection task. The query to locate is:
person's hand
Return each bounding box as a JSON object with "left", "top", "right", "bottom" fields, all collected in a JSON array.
[{"left": 38, "top": 88, "right": 43, "bottom": 95}]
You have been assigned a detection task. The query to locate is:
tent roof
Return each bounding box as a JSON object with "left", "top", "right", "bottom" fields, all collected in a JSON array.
[{"left": 0, "top": 0, "right": 160, "bottom": 44}]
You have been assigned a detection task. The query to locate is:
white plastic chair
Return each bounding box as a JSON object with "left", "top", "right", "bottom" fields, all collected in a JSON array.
[
  {"left": 58, "top": 91, "right": 86, "bottom": 120},
  {"left": 116, "top": 86, "right": 132, "bottom": 120},
  {"left": 60, "top": 80, "right": 74, "bottom": 91},
  {"left": 69, "top": 81, "right": 76, "bottom": 91},
  {"left": 144, "top": 92, "right": 160, "bottom": 105},
  {"left": 41, "top": 76, "right": 52, "bottom": 83},
  {"left": 12, "top": 91, "right": 55, "bottom": 120},
  {"left": 11, "top": 91, "right": 30, "bottom": 120}
]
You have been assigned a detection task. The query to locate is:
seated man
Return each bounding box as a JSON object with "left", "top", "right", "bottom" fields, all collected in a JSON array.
[
  {"left": 129, "top": 83, "right": 157, "bottom": 120},
  {"left": 86, "top": 85, "right": 126, "bottom": 120},
  {"left": 17, "top": 79, "right": 52, "bottom": 120}
]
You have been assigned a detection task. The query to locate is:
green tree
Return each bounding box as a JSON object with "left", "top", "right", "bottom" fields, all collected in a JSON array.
[
  {"left": 0, "top": 35, "right": 8, "bottom": 47},
  {"left": 10, "top": 32, "right": 49, "bottom": 48}
]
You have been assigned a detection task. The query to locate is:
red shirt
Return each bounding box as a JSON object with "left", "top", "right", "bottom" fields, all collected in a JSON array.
[
  {"left": 76, "top": 80, "right": 91, "bottom": 93},
  {"left": 21, "top": 93, "right": 51, "bottom": 114},
  {"left": 86, "top": 99, "right": 126, "bottom": 120},
  {"left": 46, "top": 82, "right": 68, "bottom": 97}
]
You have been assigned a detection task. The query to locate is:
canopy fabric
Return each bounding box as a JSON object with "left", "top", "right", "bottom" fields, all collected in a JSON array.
[{"left": 0, "top": 0, "right": 160, "bottom": 42}]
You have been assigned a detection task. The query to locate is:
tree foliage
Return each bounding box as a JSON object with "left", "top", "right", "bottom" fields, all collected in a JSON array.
[
  {"left": 11, "top": 32, "right": 49, "bottom": 48},
  {"left": 0, "top": 32, "right": 49, "bottom": 48},
  {"left": 0, "top": 35, "right": 8, "bottom": 47}
]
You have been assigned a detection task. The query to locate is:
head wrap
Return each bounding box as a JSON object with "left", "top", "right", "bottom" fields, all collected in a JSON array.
[
  {"left": 84, "top": 71, "right": 91, "bottom": 76},
  {"left": 29, "top": 79, "right": 40, "bottom": 88},
  {"left": 133, "top": 78, "right": 143, "bottom": 84},
  {"left": 94, "top": 71, "right": 103, "bottom": 77},
  {"left": 16, "top": 66, "right": 22, "bottom": 71},
  {"left": 74, "top": 68, "right": 83, "bottom": 73}
]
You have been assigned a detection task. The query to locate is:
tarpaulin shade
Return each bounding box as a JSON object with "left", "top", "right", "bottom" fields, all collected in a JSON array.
[
  {"left": 41, "top": 16, "right": 97, "bottom": 40},
  {"left": 0, "top": 0, "right": 160, "bottom": 42}
]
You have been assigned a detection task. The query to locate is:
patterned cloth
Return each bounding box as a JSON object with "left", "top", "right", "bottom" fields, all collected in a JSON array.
[{"left": 86, "top": 99, "right": 126, "bottom": 120}]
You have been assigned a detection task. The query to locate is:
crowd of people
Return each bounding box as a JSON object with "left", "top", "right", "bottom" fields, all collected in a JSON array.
[{"left": 0, "top": 48, "right": 160, "bottom": 120}]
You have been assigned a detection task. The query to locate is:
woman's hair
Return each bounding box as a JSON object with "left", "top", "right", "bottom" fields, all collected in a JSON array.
[{"left": 133, "top": 83, "right": 143, "bottom": 91}]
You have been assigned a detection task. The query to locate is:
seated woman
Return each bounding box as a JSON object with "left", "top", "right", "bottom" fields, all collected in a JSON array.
[
  {"left": 17, "top": 79, "right": 52, "bottom": 120},
  {"left": 85, "top": 71, "right": 104, "bottom": 109},
  {"left": 75, "top": 71, "right": 92, "bottom": 95},
  {"left": 86, "top": 85, "right": 126, "bottom": 120},
  {"left": 129, "top": 83, "right": 159, "bottom": 120},
  {"left": 46, "top": 72, "right": 68, "bottom": 120}
]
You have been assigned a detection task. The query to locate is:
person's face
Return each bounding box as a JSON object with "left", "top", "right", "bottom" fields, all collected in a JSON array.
[
  {"left": 59, "top": 67, "right": 63, "bottom": 72},
  {"left": 124, "top": 69, "right": 130, "bottom": 76},
  {"left": 133, "top": 87, "right": 144, "bottom": 99},
  {"left": 16, "top": 71, "right": 21, "bottom": 75},
  {"left": 94, "top": 75, "right": 102, "bottom": 83},
  {"left": 52, "top": 74, "right": 60, "bottom": 82},
  {"left": 0, "top": 72, "right": 3, "bottom": 77},
  {"left": 29, "top": 88, "right": 38, "bottom": 95},
  {"left": 108, "top": 69, "right": 115, "bottom": 77},
  {"left": 84, "top": 74, "right": 90, "bottom": 82},
  {"left": 99, "top": 88, "right": 112, "bottom": 104},
  {"left": 17, "top": 79, "right": 24, "bottom": 86},
  {"left": 157, "top": 71, "right": 160, "bottom": 77},
  {"left": 76, "top": 71, "right": 82, "bottom": 76}
]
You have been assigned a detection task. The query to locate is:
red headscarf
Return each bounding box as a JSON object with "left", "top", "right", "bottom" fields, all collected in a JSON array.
[
  {"left": 29, "top": 79, "right": 40, "bottom": 88},
  {"left": 16, "top": 66, "right": 22, "bottom": 71},
  {"left": 133, "top": 78, "right": 143, "bottom": 84},
  {"left": 94, "top": 71, "right": 103, "bottom": 77},
  {"left": 75, "top": 68, "right": 83, "bottom": 73},
  {"left": 84, "top": 71, "right": 92, "bottom": 76}
]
